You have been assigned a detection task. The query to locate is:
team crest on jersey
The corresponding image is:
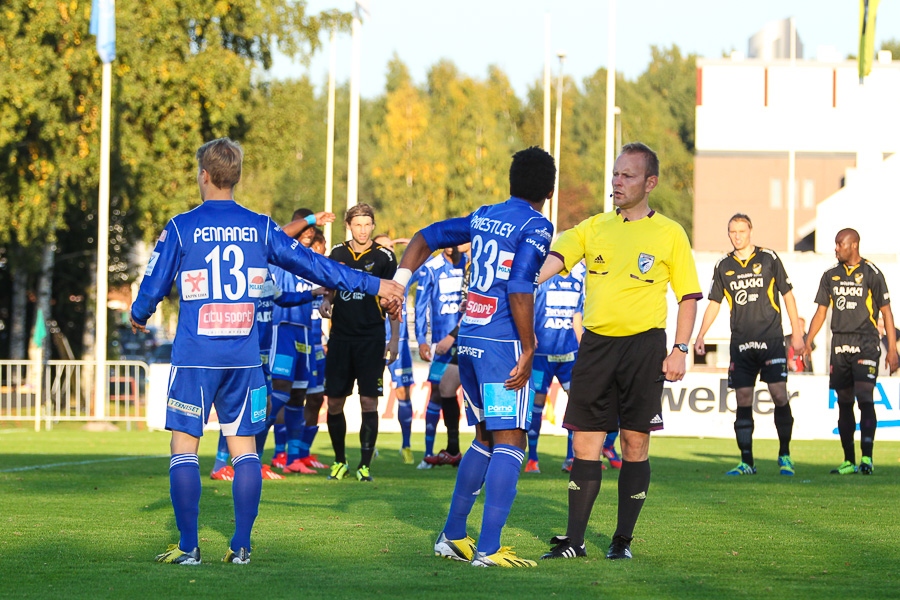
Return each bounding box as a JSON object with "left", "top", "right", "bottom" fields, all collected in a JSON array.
[
  {"left": 638, "top": 253, "right": 655, "bottom": 274},
  {"left": 752, "top": 263, "right": 761, "bottom": 275},
  {"left": 855, "top": 272, "right": 863, "bottom": 284},
  {"left": 181, "top": 269, "right": 209, "bottom": 300},
  {"left": 364, "top": 263, "right": 374, "bottom": 272}
]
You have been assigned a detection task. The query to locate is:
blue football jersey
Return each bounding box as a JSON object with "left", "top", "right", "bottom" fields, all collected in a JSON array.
[
  {"left": 534, "top": 263, "right": 585, "bottom": 356},
  {"left": 131, "top": 200, "right": 381, "bottom": 368},
  {"left": 270, "top": 265, "right": 315, "bottom": 327},
  {"left": 421, "top": 197, "right": 553, "bottom": 341},
  {"left": 414, "top": 254, "right": 467, "bottom": 345}
]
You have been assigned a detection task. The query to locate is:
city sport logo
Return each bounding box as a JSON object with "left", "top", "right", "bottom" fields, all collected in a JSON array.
[
  {"left": 197, "top": 302, "right": 255, "bottom": 336},
  {"left": 463, "top": 291, "right": 498, "bottom": 325},
  {"left": 638, "top": 253, "right": 655, "bottom": 274}
]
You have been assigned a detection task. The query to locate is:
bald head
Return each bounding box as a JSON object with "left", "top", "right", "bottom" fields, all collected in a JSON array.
[{"left": 834, "top": 228, "right": 861, "bottom": 265}]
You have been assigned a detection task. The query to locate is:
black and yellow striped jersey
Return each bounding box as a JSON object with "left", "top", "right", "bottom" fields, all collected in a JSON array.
[
  {"left": 708, "top": 247, "right": 792, "bottom": 340},
  {"left": 815, "top": 259, "right": 890, "bottom": 336}
]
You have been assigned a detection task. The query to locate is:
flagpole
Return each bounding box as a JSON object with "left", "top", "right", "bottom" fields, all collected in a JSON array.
[
  {"left": 543, "top": 12, "right": 551, "bottom": 220},
  {"left": 325, "top": 28, "right": 337, "bottom": 250},
  {"left": 603, "top": 0, "right": 617, "bottom": 212},
  {"left": 95, "top": 60, "right": 111, "bottom": 421},
  {"left": 347, "top": 3, "right": 363, "bottom": 227}
]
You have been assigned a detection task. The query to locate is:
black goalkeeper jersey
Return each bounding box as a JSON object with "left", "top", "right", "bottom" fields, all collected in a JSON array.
[
  {"left": 328, "top": 241, "right": 397, "bottom": 340},
  {"left": 708, "top": 247, "right": 792, "bottom": 340},
  {"left": 814, "top": 259, "right": 890, "bottom": 336}
]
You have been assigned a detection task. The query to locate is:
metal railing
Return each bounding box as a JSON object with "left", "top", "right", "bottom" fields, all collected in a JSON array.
[{"left": 0, "top": 360, "right": 149, "bottom": 430}]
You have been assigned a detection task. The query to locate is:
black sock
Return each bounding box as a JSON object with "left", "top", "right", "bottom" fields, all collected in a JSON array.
[
  {"left": 859, "top": 402, "right": 877, "bottom": 458},
  {"left": 327, "top": 412, "right": 347, "bottom": 464},
  {"left": 358, "top": 411, "right": 379, "bottom": 468},
  {"left": 566, "top": 458, "right": 604, "bottom": 547},
  {"left": 837, "top": 402, "right": 857, "bottom": 463},
  {"left": 734, "top": 406, "right": 755, "bottom": 466},
  {"left": 613, "top": 459, "right": 651, "bottom": 541},
  {"left": 773, "top": 404, "right": 794, "bottom": 457},
  {"left": 441, "top": 396, "right": 461, "bottom": 456}
]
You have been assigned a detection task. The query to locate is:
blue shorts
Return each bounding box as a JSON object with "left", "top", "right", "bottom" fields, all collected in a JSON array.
[
  {"left": 388, "top": 338, "right": 415, "bottom": 387},
  {"left": 269, "top": 324, "right": 311, "bottom": 388},
  {"left": 427, "top": 351, "right": 453, "bottom": 383},
  {"left": 165, "top": 366, "right": 267, "bottom": 437},
  {"left": 457, "top": 335, "right": 534, "bottom": 431},
  {"left": 260, "top": 350, "right": 273, "bottom": 396},
  {"left": 531, "top": 353, "right": 576, "bottom": 394},
  {"left": 308, "top": 346, "right": 327, "bottom": 394}
]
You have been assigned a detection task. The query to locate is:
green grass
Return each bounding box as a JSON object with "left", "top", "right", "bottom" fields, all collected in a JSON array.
[{"left": 1, "top": 425, "right": 899, "bottom": 599}]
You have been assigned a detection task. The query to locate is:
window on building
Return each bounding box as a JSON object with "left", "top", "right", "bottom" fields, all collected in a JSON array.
[
  {"left": 770, "top": 178, "right": 783, "bottom": 209},
  {"left": 802, "top": 179, "right": 815, "bottom": 209}
]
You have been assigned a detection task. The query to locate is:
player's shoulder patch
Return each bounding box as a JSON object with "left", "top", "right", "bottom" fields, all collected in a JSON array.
[
  {"left": 378, "top": 245, "right": 395, "bottom": 260},
  {"left": 759, "top": 247, "right": 778, "bottom": 260}
]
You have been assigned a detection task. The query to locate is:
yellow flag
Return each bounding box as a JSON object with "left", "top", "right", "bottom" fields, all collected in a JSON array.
[{"left": 859, "top": 0, "right": 880, "bottom": 82}]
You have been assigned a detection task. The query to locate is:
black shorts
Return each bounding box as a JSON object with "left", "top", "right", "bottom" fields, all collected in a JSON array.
[
  {"left": 324, "top": 337, "right": 385, "bottom": 398},
  {"left": 728, "top": 336, "right": 788, "bottom": 389},
  {"left": 563, "top": 328, "right": 667, "bottom": 434},
  {"left": 829, "top": 333, "right": 881, "bottom": 390}
]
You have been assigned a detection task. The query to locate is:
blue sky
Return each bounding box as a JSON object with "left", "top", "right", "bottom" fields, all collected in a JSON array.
[{"left": 270, "top": 0, "right": 900, "bottom": 98}]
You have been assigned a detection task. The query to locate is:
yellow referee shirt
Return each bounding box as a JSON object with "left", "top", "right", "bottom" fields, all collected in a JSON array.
[{"left": 550, "top": 210, "right": 702, "bottom": 337}]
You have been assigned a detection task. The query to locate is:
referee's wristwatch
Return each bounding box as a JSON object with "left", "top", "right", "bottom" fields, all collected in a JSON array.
[{"left": 673, "top": 343, "right": 689, "bottom": 354}]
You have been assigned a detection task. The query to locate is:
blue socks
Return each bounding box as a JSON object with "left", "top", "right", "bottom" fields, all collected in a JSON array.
[
  {"left": 443, "top": 440, "right": 492, "bottom": 540},
  {"left": 527, "top": 404, "right": 544, "bottom": 461},
  {"left": 283, "top": 405, "right": 305, "bottom": 465},
  {"left": 477, "top": 444, "right": 524, "bottom": 555},
  {"left": 398, "top": 398, "right": 413, "bottom": 448},
  {"left": 424, "top": 392, "right": 442, "bottom": 456},
  {"left": 230, "top": 453, "right": 262, "bottom": 551},
  {"left": 169, "top": 454, "right": 201, "bottom": 551},
  {"left": 299, "top": 425, "right": 318, "bottom": 459},
  {"left": 213, "top": 433, "right": 230, "bottom": 472},
  {"left": 274, "top": 424, "right": 287, "bottom": 455},
  {"left": 604, "top": 430, "right": 619, "bottom": 451}
]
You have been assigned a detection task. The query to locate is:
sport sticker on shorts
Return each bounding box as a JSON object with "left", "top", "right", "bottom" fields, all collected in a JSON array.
[
  {"left": 483, "top": 383, "right": 518, "bottom": 420},
  {"left": 167, "top": 397, "right": 201, "bottom": 419},
  {"left": 463, "top": 291, "right": 498, "bottom": 326},
  {"left": 250, "top": 386, "right": 267, "bottom": 423},
  {"left": 181, "top": 269, "right": 210, "bottom": 301},
  {"left": 197, "top": 302, "right": 255, "bottom": 336},
  {"left": 247, "top": 268, "right": 269, "bottom": 298}
]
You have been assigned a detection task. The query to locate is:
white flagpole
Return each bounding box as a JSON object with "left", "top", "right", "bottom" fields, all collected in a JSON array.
[
  {"left": 543, "top": 13, "right": 552, "bottom": 220},
  {"left": 95, "top": 60, "right": 111, "bottom": 420},
  {"left": 603, "top": 0, "right": 617, "bottom": 212},
  {"left": 325, "top": 28, "right": 337, "bottom": 250},
  {"left": 347, "top": 4, "right": 363, "bottom": 227}
]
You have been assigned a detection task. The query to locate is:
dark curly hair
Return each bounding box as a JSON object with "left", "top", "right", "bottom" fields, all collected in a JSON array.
[{"left": 509, "top": 146, "right": 556, "bottom": 202}]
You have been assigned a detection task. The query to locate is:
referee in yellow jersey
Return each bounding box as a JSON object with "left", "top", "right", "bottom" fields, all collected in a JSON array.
[{"left": 538, "top": 142, "right": 701, "bottom": 561}]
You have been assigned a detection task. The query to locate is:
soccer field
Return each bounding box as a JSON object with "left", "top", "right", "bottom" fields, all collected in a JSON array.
[{"left": 1, "top": 427, "right": 898, "bottom": 600}]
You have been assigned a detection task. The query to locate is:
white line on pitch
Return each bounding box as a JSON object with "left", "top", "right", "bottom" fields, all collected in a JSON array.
[{"left": 0, "top": 454, "right": 170, "bottom": 473}]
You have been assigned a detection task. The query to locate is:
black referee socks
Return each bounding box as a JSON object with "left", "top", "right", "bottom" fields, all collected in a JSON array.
[
  {"left": 566, "top": 458, "right": 604, "bottom": 547},
  {"left": 614, "top": 459, "right": 651, "bottom": 541}
]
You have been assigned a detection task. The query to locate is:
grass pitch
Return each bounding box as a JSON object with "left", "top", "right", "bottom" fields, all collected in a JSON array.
[{"left": 1, "top": 425, "right": 898, "bottom": 599}]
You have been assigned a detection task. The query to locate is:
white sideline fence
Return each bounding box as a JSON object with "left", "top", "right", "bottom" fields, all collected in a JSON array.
[{"left": 0, "top": 360, "right": 148, "bottom": 431}]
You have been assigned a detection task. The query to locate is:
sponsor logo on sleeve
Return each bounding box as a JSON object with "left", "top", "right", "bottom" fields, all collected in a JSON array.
[
  {"left": 247, "top": 267, "right": 268, "bottom": 298},
  {"left": 145, "top": 252, "right": 160, "bottom": 277},
  {"left": 463, "top": 291, "right": 499, "bottom": 325},
  {"left": 181, "top": 269, "right": 209, "bottom": 301},
  {"left": 496, "top": 250, "right": 515, "bottom": 280},
  {"left": 197, "top": 302, "right": 255, "bottom": 336},
  {"left": 158, "top": 229, "right": 167, "bottom": 243}
]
